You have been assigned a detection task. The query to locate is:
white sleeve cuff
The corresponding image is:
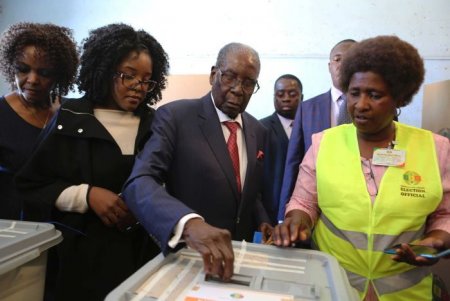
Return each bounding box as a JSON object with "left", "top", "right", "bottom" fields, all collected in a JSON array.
[
  {"left": 168, "top": 213, "right": 204, "bottom": 248},
  {"left": 55, "top": 184, "right": 89, "bottom": 213}
]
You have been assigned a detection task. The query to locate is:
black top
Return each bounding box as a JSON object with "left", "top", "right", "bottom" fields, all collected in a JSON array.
[{"left": 0, "top": 96, "right": 42, "bottom": 219}]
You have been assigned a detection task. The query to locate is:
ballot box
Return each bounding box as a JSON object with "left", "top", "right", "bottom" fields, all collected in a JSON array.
[
  {"left": 106, "top": 241, "right": 359, "bottom": 301},
  {"left": 0, "top": 220, "right": 62, "bottom": 301}
]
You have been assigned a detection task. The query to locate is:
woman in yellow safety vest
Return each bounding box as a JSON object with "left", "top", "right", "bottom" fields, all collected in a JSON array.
[{"left": 273, "top": 36, "right": 450, "bottom": 301}]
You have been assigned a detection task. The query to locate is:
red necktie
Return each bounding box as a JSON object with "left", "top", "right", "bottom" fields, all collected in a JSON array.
[{"left": 223, "top": 121, "right": 241, "bottom": 193}]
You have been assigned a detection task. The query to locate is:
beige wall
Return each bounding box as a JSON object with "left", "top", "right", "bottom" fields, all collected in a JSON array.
[
  {"left": 159, "top": 74, "right": 210, "bottom": 108},
  {"left": 1, "top": 0, "right": 450, "bottom": 126},
  {"left": 422, "top": 79, "right": 450, "bottom": 133}
]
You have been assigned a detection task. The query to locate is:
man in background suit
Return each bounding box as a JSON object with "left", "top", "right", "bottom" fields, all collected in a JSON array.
[
  {"left": 260, "top": 74, "right": 303, "bottom": 224},
  {"left": 123, "top": 42, "right": 270, "bottom": 281},
  {"left": 278, "top": 39, "right": 356, "bottom": 221}
]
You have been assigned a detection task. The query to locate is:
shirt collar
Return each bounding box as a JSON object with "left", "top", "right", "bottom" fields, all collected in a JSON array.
[
  {"left": 211, "top": 93, "right": 243, "bottom": 127},
  {"left": 330, "top": 85, "right": 344, "bottom": 104},
  {"left": 276, "top": 113, "right": 293, "bottom": 130}
]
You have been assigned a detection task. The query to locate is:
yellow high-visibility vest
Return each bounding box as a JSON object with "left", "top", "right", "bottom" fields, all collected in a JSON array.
[{"left": 314, "top": 122, "right": 442, "bottom": 301}]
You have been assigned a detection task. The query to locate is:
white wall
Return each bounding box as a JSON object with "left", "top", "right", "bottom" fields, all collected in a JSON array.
[{"left": 1, "top": 0, "right": 449, "bottom": 126}]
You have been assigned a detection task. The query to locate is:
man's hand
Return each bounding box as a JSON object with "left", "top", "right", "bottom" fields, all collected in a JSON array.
[
  {"left": 272, "top": 210, "right": 312, "bottom": 247},
  {"left": 259, "top": 222, "right": 274, "bottom": 244},
  {"left": 183, "top": 218, "right": 234, "bottom": 281}
]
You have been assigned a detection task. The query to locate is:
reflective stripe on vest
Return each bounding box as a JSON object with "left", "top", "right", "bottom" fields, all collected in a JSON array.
[
  {"left": 314, "top": 122, "right": 442, "bottom": 300},
  {"left": 319, "top": 213, "right": 426, "bottom": 251},
  {"left": 373, "top": 268, "right": 431, "bottom": 295},
  {"left": 345, "top": 268, "right": 431, "bottom": 295}
]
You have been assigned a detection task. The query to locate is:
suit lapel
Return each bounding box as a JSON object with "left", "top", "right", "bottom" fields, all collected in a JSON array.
[
  {"left": 321, "top": 90, "right": 332, "bottom": 129},
  {"left": 198, "top": 95, "right": 240, "bottom": 199},
  {"left": 242, "top": 112, "right": 256, "bottom": 194},
  {"left": 270, "top": 113, "right": 289, "bottom": 146}
]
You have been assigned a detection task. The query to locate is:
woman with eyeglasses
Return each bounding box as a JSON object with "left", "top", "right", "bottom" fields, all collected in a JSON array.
[
  {"left": 0, "top": 22, "right": 78, "bottom": 220},
  {"left": 16, "top": 23, "right": 169, "bottom": 301}
]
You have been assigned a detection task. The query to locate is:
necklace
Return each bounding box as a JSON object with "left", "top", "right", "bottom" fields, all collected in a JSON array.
[
  {"left": 39, "top": 109, "right": 51, "bottom": 129},
  {"left": 28, "top": 106, "right": 51, "bottom": 129},
  {"left": 17, "top": 93, "right": 52, "bottom": 129}
]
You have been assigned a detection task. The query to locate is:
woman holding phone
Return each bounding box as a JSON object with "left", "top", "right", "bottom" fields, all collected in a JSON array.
[{"left": 272, "top": 36, "right": 450, "bottom": 301}]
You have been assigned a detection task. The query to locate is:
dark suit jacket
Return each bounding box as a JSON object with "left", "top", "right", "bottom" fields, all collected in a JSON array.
[
  {"left": 123, "top": 93, "right": 269, "bottom": 253},
  {"left": 259, "top": 112, "right": 289, "bottom": 224},
  {"left": 279, "top": 90, "right": 332, "bottom": 220}
]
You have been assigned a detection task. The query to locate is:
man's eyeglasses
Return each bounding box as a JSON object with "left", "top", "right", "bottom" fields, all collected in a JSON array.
[
  {"left": 217, "top": 69, "right": 260, "bottom": 94},
  {"left": 115, "top": 72, "right": 157, "bottom": 93}
]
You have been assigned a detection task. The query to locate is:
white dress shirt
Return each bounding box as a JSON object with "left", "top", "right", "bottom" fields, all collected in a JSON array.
[
  {"left": 330, "top": 85, "right": 345, "bottom": 127},
  {"left": 276, "top": 113, "right": 294, "bottom": 139}
]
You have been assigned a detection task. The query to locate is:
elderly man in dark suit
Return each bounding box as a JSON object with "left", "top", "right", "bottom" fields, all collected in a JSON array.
[
  {"left": 122, "top": 42, "right": 270, "bottom": 281},
  {"left": 260, "top": 74, "right": 303, "bottom": 224},
  {"left": 279, "top": 39, "right": 356, "bottom": 222}
]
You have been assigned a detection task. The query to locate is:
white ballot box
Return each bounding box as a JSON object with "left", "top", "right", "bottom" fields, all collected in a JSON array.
[
  {"left": 106, "top": 241, "right": 358, "bottom": 301},
  {"left": 0, "top": 220, "right": 62, "bottom": 301}
]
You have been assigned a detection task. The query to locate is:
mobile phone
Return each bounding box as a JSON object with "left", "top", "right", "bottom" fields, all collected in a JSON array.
[{"left": 384, "top": 244, "right": 450, "bottom": 259}]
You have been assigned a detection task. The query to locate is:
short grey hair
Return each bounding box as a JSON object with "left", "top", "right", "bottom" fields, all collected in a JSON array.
[{"left": 215, "top": 42, "right": 260, "bottom": 70}]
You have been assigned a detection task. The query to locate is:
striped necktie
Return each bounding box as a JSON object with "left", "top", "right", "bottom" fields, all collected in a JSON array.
[
  {"left": 223, "top": 121, "right": 241, "bottom": 193},
  {"left": 337, "top": 95, "right": 352, "bottom": 125}
]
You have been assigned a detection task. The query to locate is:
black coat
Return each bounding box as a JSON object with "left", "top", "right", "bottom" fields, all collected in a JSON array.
[{"left": 15, "top": 98, "right": 159, "bottom": 301}]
